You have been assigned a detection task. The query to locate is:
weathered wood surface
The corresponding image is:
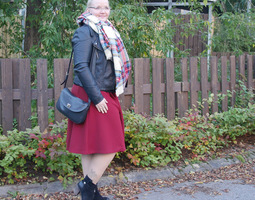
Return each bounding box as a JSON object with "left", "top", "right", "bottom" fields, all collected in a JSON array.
[{"left": 0, "top": 54, "right": 254, "bottom": 133}]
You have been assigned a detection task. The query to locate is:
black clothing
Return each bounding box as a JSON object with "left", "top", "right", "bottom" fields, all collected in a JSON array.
[{"left": 72, "top": 24, "right": 116, "bottom": 105}]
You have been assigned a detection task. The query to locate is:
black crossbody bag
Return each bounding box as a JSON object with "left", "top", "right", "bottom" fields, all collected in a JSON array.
[{"left": 56, "top": 28, "right": 97, "bottom": 124}]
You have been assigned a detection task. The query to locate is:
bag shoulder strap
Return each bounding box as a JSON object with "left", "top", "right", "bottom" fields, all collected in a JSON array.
[
  {"left": 61, "top": 25, "right": 97, "bottom": 88},
  {"left": 61, "top": 49, "right": 73, "bottom": 88}
]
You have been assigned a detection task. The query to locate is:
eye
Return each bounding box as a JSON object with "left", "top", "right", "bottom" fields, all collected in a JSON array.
[{"left": 89, "top": 6, "right": 110, "bottom": 11}]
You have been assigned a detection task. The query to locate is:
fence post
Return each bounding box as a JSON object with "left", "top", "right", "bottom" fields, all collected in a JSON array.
[
  {"left": 211, "top": 56, "right": 218, "bottom": 113},
  {"left": 221, "top": 56, "right": 228, "bottom": 112},
  {"left": 19, "top": 59, "right": 31, "bottom": 131},
  {"left": 54, "top": 58, "right": 71, "bottom": 123},
  {"left": 134, "top": 58, "right": 145, "bottom": 114},
  {"left": 119, "top": 67, "right": 133, "bottom": 111},
  {"left": 190, "top": 57, "right": 198, "bottom": 110},
  {"left": 230, "top": 56, "right": 236, "bottom": 106},
  {"left": 239, "top": 55, "right": 245, "bottom": 83},
  {"left": 178, "top": 58, "right": 189, "bottom": 117},
  {"left": 165, "top": 58, "right": 175, "bottom": 120},
  {"left": 247, "top": 55, "right": 253, "bottom": 89},
  {"left": 1, "top": 59, "right": 13, "bottom": 134},
  {"left": 200, "top": 57, "right": 209, "bottom": 115},
  {"left": 37, "top": 59, "right": 48, "bottom": 132},
  {"left": 152, "top": 58, "right": 165, "bottom": 115}
]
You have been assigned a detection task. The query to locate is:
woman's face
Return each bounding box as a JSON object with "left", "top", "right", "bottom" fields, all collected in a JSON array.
[{"left": 87, "top": 0, "right": 110, "bottom": 22}]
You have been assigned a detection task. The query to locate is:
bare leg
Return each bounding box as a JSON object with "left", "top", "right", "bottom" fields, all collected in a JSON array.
[
  {"left": 81, "top": 154, "right": 93, "bottom": 177},
  {"left": 81, "top": 153, "right": 116, "bottom": 184}
]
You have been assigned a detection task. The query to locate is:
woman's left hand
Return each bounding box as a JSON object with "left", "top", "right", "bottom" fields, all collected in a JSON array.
[{"left": 95, "top": 98, "right": 108, "bottom": 114}]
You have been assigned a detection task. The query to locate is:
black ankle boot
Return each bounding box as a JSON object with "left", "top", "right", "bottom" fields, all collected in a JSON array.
[
  {"left": 78, "top": 175, "right": 96, "bottom": 200},
  {"left": 94, "top": 185, "right": 110, "bottom": 200}
]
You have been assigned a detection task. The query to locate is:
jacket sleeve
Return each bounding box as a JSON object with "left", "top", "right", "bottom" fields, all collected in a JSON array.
[{"left": 72, "top": 25, "right": 104, "bottom": 105}]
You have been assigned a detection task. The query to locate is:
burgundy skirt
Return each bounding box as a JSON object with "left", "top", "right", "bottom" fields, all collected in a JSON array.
[{"left": 66, "top": 84, "right": 126, "bottom": 155}]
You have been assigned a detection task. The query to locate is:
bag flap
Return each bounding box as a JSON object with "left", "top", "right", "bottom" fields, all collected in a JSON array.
[{"left": 58, "top": 88, "right": 90, "bottom": 112}]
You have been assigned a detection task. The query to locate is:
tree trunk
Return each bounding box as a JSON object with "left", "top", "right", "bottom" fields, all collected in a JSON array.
[{"left": 24, "top": 0, "right": 43, "bottom": 53}]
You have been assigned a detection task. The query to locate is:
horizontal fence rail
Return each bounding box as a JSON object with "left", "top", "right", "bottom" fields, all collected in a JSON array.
[{"left": 0, "top": 55, "right": 254, "bottom": 134}]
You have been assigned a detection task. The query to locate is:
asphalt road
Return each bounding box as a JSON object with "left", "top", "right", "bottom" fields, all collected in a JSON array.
[{"left": 135, "top": 179, "right": 255, "bottom": 200}]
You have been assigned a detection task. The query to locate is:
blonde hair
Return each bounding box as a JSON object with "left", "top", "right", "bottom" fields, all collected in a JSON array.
[
  {"left": 86, "top": 0, "right": 93, "bottom": 8},
  {"left": 86, "top": 0, "right": 109, "bottom": 8}
]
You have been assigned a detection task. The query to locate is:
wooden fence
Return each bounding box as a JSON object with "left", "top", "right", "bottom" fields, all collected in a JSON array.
[
  {"left": 173, "top": 14, "right": 208, "bottom": 57},
  {"left": 0, "top": 55, "right": 254, "bottom": 134}
]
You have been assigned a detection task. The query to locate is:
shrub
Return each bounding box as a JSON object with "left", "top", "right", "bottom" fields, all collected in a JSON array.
[
  {"left": 0, "top": 121, "right": 80, "bottom": 186},
  {"left": 124, "top": 112, "right": 182, "bottom": 167},
  {"left": 213, "top": 103, "right": 255, "bottom": 140}
]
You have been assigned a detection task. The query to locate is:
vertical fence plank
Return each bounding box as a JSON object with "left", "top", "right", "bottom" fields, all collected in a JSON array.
[
  {"left": 247, "top": 55, "right": 253, "bottom": 89},
  {"left": 134, "top": 58, "right": 145, "bottom": 114},
  {"left": 200, "top": 57, "right": 209, "bottom": 115},
  {"left": 1, "top": 59, "right": 13, "bottom": 133},
  {"left": 161, "top": 59, "right": 165, "bottom": 115},
  {"left": 54, "top": 58, "right": 69, "bottom": 123},
  {"left": 211, "top": 56, "right": 218, "bottom": 113},
  {"left": 230, "top": 56, "right": 236, "bottom": 106},
  {"left": 152, "top": 58, "right": 164, "bottom": 115},
  {"left": 12, "top": 59, "right": 20, "bottom": 123},
  {"left": 37, "top": 59, "right": 48, "bottom": 132},
  {"left": 143, "top": 58, "right": 151, "bottom": 115},
  {"left": 166, "top": 58, "right": 175, "bottom": 120},
  {"left": 221, "top": 56, "right": 228, "bottom": 112},
  {"left": 190, "top": 57, "right": 198, "bottom": 109},
  {"left": 19, "top": 59, "right": 31, "bottom": 130},
  {"left": 239, "top": 55, "right": 245, "bottom": 83},
  {"left": 178, "top": 58, "right": 189, "bottom": 117},
  {"left": 119, "top": 68, "right": 133, "bottom": 111}
]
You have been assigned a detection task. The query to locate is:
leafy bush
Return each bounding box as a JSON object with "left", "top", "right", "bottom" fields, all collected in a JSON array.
[
  {"left": 124, "top": 112, "right": 182, "bottom": 167},
  {"left": 174, "top": 111, "right": 226, "bottom": 160},
  {"left": 213, "top": 103, "right": 255, "bottom": 140},
  {"left": 212, "top": 10, "right": 255, "bottom": 54},
  {"left": 0, "top": 121, "right": 80, "bottom": 186}
]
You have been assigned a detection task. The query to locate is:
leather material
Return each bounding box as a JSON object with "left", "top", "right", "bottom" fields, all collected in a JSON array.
[
  {"left": 78, "top": 176, "right": 96, "bottom": 200},
  {"left": 56, "top": 88, "right": 90, "bottom": 124},
  {"left": 72, "top": 25, "right": 116, "bottom": 105}
]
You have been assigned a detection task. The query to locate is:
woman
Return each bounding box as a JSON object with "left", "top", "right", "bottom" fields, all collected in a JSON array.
[{"left": 66, "top": 0, "right": 131, "bottom": 199}]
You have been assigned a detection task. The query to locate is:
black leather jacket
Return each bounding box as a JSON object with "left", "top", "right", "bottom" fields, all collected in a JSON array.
[{"left": 72, "top": 24, "right": 116, "bottom": 105}]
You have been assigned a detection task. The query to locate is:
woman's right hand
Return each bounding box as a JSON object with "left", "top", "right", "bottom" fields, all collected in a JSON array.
[{"left": 95, "top": 98, "right": 108, "bottom": 114}]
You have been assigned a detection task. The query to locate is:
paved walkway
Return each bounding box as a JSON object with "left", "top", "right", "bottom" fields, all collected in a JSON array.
[{"left": 135, "top": 179, "right": 255, "bottom": 200}]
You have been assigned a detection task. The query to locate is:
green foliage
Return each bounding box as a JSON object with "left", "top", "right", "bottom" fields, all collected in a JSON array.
[
  {"left": 111, "top": 4, "right": 206, "bottom": 58},
  {"left": 212, "top": 8, "right": 255, "bottom": 54},
  {"left": 0, "top": 0, "right": 24, "bottom": 57},
  {"left": 0, "top": 132, "right": 35, "bottom": 184},
  {"left": 174, "top": 111, "right": 226, "bottom": 160},
  {"left": 0, "top": 0, "right": 208, "bottom": 61},
  {"left": 124, "top": 112, "right": 182, "bottom": 167},
  {"left": 232, "top": 80, "right": 255, "bottom": 107},
  {"left": 213, "top": 103, "right": 255, "bottom": 140},
  {"left": 0, "top": 120, "right": 80, "bottom": 187},
  {"left": 217, "top": 0, "right": 255, "bottom": 13}
]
